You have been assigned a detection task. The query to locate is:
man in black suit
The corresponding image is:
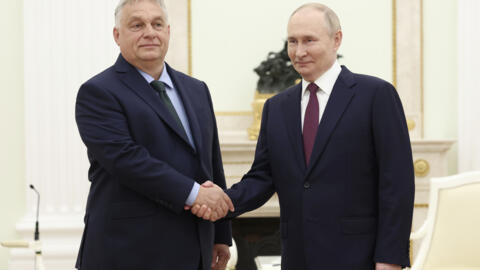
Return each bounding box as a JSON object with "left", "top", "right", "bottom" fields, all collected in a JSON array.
[
  {"left": 75, "top": 0, "right": 233, "bottom": 269},
  {"left": 192, "top": 3, "right": 414, "bottom": 270}
]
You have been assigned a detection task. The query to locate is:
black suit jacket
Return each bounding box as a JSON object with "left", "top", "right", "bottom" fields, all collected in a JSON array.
[
  {"left": 227, "top": 66, "right": 414, "bottom": 270},
  {"left": 75, "top": 54, "right": 231, "bottom": 270}
]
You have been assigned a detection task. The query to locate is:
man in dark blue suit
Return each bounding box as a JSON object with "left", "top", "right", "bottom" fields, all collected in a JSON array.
[
  {"left": 74, "top": 0, "right": 233, "bottom": 269},
  {"left": 192, "top": 3, "right": 414, "bottom": 270}
]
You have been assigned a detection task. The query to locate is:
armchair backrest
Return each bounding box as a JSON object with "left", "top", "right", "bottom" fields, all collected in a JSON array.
[{"left": 413, "top": 171, "right": 480, "bottom": 270}]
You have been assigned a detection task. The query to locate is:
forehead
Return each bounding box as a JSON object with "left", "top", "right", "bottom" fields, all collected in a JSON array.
[
  {"left": 287, "top": 8, "right": 328, "bottom": 36},
  {"left": 122, "top": 1, "right": 166, "bottom": 21}
]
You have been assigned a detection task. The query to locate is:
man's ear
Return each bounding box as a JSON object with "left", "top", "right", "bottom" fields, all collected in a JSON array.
[
  {"left": 334, "top": 30, "right": 343, "bottom": 51},
  {"left": 113, "top": 27, "right": 120, "bottom": 46}
]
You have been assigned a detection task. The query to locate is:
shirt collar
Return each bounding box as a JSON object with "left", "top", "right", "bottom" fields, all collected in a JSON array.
[
  {"left": 136, "top": 63, "right": 174, "bottom": 89},
  {"left": 302, "top": 60, "right": 342, "bottom": 96}
]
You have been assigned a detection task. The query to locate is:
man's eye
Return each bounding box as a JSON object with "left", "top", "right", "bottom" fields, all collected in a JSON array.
[{"left": 131, "top": 24, "right": 142, "bottom": 30}]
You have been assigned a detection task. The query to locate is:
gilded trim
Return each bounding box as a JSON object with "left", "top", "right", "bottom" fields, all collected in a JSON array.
[
  {"left": 223, "top": 161, "right": 253, "bottom": 165},
  {"left": 407, "top": 119, "right": 416, "bottom": 131},
  {"left": 411, "top": 199, "right": 429, "bottom": 262},
  {"left": 226, "top": 176, "right": 245, "bottom": 179},
  {"left": 187, "top": 0, "right": 192, "bottom": 76},
  {"left": 409, "top": 240, "right": 413, "bottom": 265},
  {"left": 420, "top": 0, "right": 424, "bottom": 138},
  {"left": 414, "top": 159, "right": 430, "bottom": 177},
  {"left": 215, "top": 111, "right": 253, "bottom": 116}
]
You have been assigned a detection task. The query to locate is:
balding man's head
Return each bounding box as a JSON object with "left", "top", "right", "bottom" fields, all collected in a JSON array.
[
  {"left": 290, "top": 3, "right": 341, "bottom": 37},
  {"left": 287, "top": 3, "right": 343, "bottom": 82}
]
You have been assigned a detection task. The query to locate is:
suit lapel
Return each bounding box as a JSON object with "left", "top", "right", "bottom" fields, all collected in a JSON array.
[
  {"left": 167, "top": 64, "right": 213, "bottom": 177},
  {"left": 282, "top": 84, "right": 307, "bottom": 172},
  {"left": 114, "top": 55, "right": 192, "bottom": 148},
  {"left": 305, "top": 67, "right": 356, "bottom": 178},
  {"left": 166, "top": 64, "right": 202, "bottom": 155}
]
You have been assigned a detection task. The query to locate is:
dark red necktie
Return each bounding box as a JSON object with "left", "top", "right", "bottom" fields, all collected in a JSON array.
[{"left": 303, "top": 83, "right": 319, "bottom": 165}]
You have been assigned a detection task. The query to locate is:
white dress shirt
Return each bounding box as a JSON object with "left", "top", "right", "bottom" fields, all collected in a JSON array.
[
  {"left": 137, "top": 65, "right": 199, "bottom": 206},
  {"left": 300, "top": 60, "right": 342, "bottom": 131}
]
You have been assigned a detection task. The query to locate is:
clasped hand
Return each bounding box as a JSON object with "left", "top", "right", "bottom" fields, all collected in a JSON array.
[{"left": 185, "top": 181, "right": 234, "bottom": 222}]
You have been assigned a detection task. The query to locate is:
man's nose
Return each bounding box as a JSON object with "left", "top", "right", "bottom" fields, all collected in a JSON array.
[
  {"left": 143, "top": 24, "right": 155, "bottom": 37},
  {"left": 295, "top": 44, "right": 307, "bottom": 58}
]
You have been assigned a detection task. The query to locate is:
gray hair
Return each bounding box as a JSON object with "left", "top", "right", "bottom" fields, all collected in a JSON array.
[
  {"left": 115, "top": 0, "right": 168, "bottom": 27},
  {"left": 291, "top": 3, "right": 341, "bottom": 36}
]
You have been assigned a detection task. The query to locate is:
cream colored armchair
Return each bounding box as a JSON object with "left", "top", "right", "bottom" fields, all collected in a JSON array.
[
  {"left": 227, "top": 238, "right": 238, "bottom": 270},
  {"left": 409, "top": 171, "right": 480, "bottom": 270}
]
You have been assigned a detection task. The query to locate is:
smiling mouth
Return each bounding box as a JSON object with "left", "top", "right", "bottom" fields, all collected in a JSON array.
[
  {"left": 139, "top": 44, "right": 159, "bottom": 48},
  {"left": 296, "top": 62, "right": 311, "bottom": 66}
]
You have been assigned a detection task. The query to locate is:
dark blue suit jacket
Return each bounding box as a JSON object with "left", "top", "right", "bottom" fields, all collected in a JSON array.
[
  {"left": 75, "top": 54, "right": 231, "bottom": 270},
  {"left": 227, "top": 66, "right": 414, "bottom": 270}
]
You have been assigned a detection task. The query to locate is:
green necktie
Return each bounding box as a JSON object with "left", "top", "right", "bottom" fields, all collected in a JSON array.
[{"left": 150, "top": 81, "right": 186, "bottom": 133}]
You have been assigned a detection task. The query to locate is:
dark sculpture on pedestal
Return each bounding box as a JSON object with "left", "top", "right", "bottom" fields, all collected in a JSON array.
[
  {"left": 254, "top": 41, "right": 300, "bottom": 93},
  {"left": 248, "top": 41, "right": 342, "bottom": 140}
]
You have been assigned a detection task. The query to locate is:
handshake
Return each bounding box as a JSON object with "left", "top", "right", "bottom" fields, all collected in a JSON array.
[{"left": 185, "top": 181, "right": 234, "bottom": 222}]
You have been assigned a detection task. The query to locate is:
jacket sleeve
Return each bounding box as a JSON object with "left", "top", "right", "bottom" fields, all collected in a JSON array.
[
  {"left": 226, "top": 99, "right": 276, "bottom": 217},
  {"left": 202, "top": 83, "right": 233, "bottom": 245},
  {"left": 371, "top": 82, "right": 415, "bottom": 268},
  {"left": 75, "top": 82, "right": 195, "bottom": 214}
]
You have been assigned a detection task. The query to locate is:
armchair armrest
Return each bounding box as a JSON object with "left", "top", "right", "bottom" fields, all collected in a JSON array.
[{"left": 410, "top": 222, "right": 428, "bottom": 241}]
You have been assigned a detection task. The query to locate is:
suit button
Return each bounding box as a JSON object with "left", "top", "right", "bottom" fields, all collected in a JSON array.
[{"left": 304, "top": 182, "right": 310, "bottom": 189}]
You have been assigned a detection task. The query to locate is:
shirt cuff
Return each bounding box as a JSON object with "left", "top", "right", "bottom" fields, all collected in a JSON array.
[{"left": 185, "top": 182, "right": 200, "bottom": 206}]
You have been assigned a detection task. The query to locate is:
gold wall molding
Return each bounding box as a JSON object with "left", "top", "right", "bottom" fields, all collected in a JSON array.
[
  {"left": 226, "top": 175, "right": 244, "bottom": 179},
  {"left": 420, "top": 0, "right": 424, "bottom": 138},
  {"left": 414, "top": 159, "right": 430, "bottom": 177},
  {"left": 407, "top": 119, "right": 416, "bottom": 131},
  {"left": 248, "top": 92, "right": 275, "bottom": 140},
  {"left": 215, "top": 111, "right": 252, "bottom": 116},
  {"left": 223, "top": 161, "right": 253, "bottom": 165},
  {"left": 409, "top": 240, "right": 413, "bottom": 265}
]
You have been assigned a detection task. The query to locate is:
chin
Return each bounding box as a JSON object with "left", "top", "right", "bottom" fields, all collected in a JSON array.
[
  {"left": 139, "top": 53, "right": 163, "bottom": 61},
  {"left": 297, "top": 71, "right": 313, "bottom": 80},
  {"left": 295, "top": 67, "right": 312, "bottom": 75}
]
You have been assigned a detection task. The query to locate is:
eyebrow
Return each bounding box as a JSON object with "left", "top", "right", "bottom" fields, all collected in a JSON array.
[
  {"left": 127, "top": 15, "right": 165, "bottom": 23},
  {"left": 288, "top": 34, "right": 316, "bottom": 39}
]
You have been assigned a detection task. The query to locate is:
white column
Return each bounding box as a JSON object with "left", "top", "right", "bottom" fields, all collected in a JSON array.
[
  {"left": 458, "top": 0, "right": 480, "bottom": 172},
  {"left": 395, "top": 0, "right": 423, "bottom": 138},
  {"left": 13, "top": 1, "right": 188, "bottom": 269}
]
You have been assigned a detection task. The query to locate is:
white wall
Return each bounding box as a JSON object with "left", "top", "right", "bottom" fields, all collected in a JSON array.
[
  {"left": 423, "top": 0, "right": 458, "bottom": 173},
  {"left": 191, "top": 0, "right": 393, "bottom": 111},
  {"left": 0, "top": 1, "right": 25, "bottom": 268},
  {"left": 458, "top": 0, "right": 480, "bottom": 172}
]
